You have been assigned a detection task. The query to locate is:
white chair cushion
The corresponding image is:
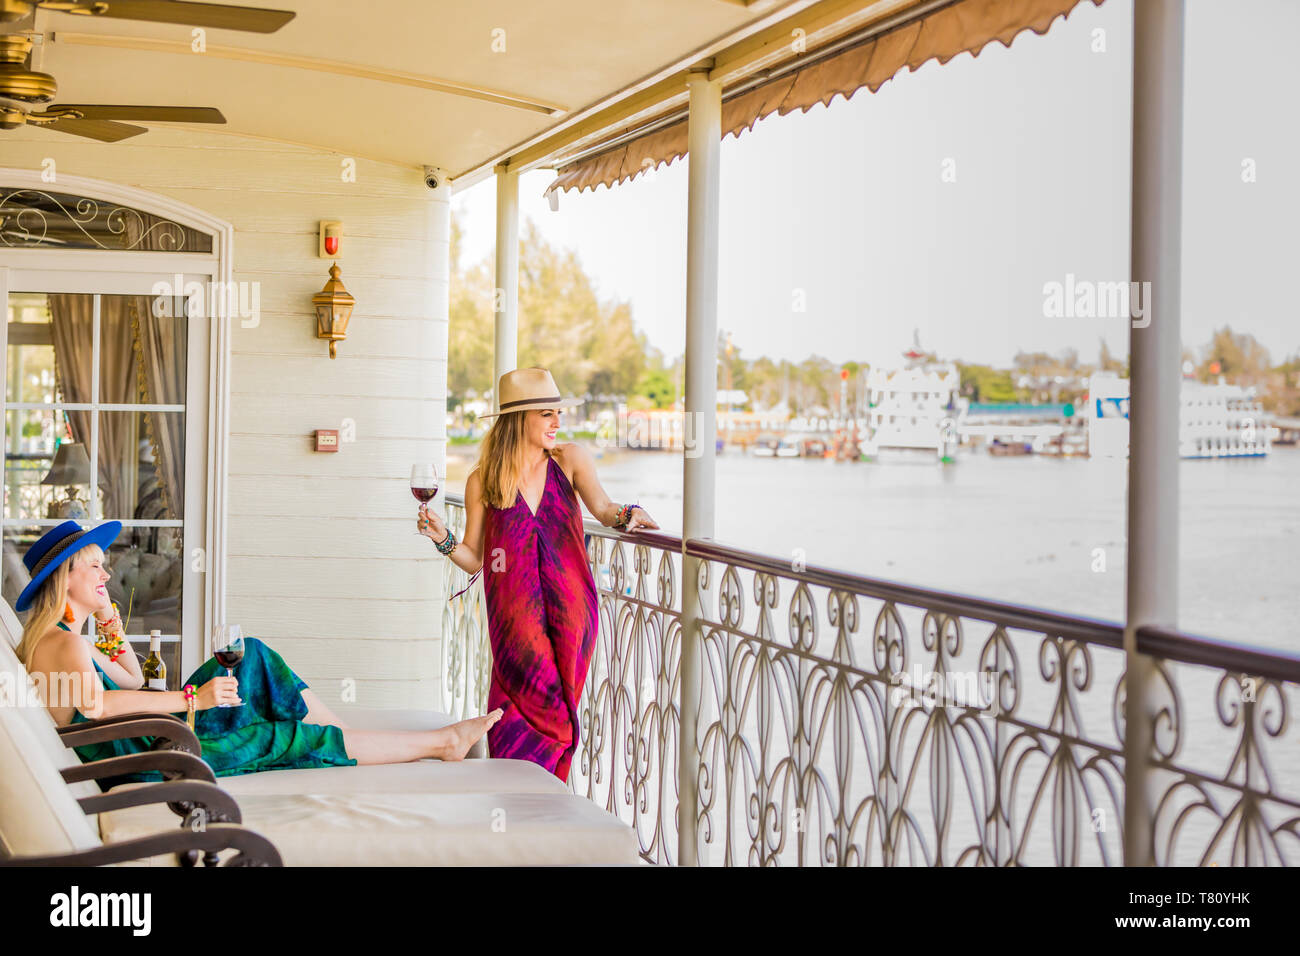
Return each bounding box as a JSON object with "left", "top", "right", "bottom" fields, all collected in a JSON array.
[
  {"left": 0, "top": 624, "right": 101, "bottom": 801},
  {"left": 216, "top": 757, "right": 569, "bottom": 796},
  {"left": 0, "top": 672, "right": 101, "bottom": 858},
  {"left": 0, "top": 599, "right": 23, "bottom": 651},
  {"left": 99, "top": 790, "right": 642, "bottom": 866}
]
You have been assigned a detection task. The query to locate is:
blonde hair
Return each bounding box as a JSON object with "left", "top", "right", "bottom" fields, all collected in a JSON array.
[
  {"left": 475, "top": 410, "right": 564, "bottom": 510},
  {"left": 16, "top": 543, "right": 104, "bottom": 668}
]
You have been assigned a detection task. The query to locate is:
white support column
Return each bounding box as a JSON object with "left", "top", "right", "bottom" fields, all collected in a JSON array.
[
  {"left": 679, "top": 66, "right": 721, "bottom": 868},
  {"left": 493, "top": 163, "right": 520, "bottom": 403},
  {"left": 1125, "top": 0, "right": 1184, "bottom": 868}
]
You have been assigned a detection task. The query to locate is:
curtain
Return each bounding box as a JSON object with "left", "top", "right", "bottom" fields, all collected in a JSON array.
[
  {"left": 130, "top": 295, "right": 185, "bottom": 520},
  {"left": 125, "top": 212, "right": 188, "bottom": 522},
  {"left": 47, "top": 295, "right": 138, "bottom": 520}
]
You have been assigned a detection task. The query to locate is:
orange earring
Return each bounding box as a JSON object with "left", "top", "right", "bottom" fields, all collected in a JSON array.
[{"left": 63, "top": 603, "right": 76, "bottom": 623}]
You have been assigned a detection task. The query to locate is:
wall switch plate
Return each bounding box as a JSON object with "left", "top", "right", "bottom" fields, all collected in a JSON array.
[{"left": 315, "top": 429, "right": 340, "bottom": 452}]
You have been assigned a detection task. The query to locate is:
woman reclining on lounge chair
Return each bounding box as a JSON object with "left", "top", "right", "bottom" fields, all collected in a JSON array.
[{"left": 15, "top": 520, "right": 502, "bottom": 778}]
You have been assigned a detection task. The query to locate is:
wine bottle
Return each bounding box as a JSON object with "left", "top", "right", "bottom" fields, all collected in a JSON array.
[{"left": 142, "top": 630, "right": 166, "bottom": 691}]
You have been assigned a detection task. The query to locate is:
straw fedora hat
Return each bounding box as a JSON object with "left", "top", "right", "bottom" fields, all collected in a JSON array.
[{"left": 479, "top": 367, "right": 583, "bottom": 420}]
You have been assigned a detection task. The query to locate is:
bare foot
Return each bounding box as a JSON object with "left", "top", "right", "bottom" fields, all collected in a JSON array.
[{"left": 434, "top": 708, "right": 504, "bottom": 761}]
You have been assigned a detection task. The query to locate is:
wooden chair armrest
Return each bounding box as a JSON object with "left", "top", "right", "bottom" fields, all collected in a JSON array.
[
  {"left": 62, "top": 750, "right": 216, "bottom": 785},
  {"left": 76, "top": 778, "right": 241, "bottom": 823},
  {"left": 56, "top": 711, "right": 186, "bottom": 733},
  {"left": 0, "top": 824, "right": 282, "bottom": 867},
  {"left": 56, "top": 717, "right": 200, "bottom": 756}
]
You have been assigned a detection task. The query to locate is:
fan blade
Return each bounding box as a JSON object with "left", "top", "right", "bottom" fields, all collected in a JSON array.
[
  {"left": 52, "top": 105, "right": 226, "bottom": 123},
  {"left": 90, "top": 1, "right": 295, "bottom": 33},
  {"left": 40, "top": 117, "right": 148, "bottom": 142}
]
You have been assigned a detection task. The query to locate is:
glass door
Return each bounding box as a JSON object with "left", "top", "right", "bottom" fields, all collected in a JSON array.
[{"left": 1, "top": 279, "right": 206, "bottom": 680}]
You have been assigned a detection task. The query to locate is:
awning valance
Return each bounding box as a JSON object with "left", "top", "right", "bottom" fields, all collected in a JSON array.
[{"left": 544, "top": 0, "right": 1102, "bottom": 197}]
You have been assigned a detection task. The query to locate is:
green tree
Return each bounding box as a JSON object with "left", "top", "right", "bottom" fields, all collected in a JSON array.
[
  {"left": 958, "top": 363, "right": 1018, "bottom": 403},
  {"left": 744, "top": 356, "right": 785, "bottom": 411},
  {"left": 517, "top": 220, "right": 644, "bottom": 401},
  {"left": 1098, "top": 338, "right": 1125, "bottom": 373},
  {"left": 447, "top": 215, "right": 494, "bottom": 401},
  {"left": 1266, "top": 354, "right": 1300, "bottom": 417},
  {"left": 1199, "top": 326, "right": 1271, "bottom": 386},
  {"left": 793, "top": 356, "right": 837, "bottom": 413},
  {"left": 632, "top": 366, "right": 677, "bottom": 409},
  {"left": 448, "top": 216, "right": 646, "bottom": 407}
]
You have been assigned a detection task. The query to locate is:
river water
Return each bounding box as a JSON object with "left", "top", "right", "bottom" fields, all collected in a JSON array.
[{"left": 572, "top": 444, "right": 1300, "bottom": 653}]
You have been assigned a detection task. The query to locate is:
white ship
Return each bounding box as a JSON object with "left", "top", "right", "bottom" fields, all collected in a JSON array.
[
  {"left": 864, "top": 350, "right": 966, "bottom": 460},
  {"left": 1088, "top": 373, "right": 1272, "bottom": 459}
]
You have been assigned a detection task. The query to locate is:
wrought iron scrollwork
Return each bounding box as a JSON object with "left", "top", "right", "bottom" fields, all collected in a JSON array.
[
  {"left": 441, "top": 499, "right": 490, "bottom": 719},
  {"left": 569, "top": 528, "right": 682, "bottom": 864},
  {"left": 440, "top": 495, "right": 1299, "bottom": 866},
  {"left": 1147, "top": 668, "right": 1298, "bottom": 866},
  {"left": 0, "top": 188, "right": 210, "bottom": 251}
]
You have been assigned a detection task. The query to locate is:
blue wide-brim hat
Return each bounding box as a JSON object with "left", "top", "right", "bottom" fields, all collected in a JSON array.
[{"left": 15, "top": 520, "right": 122, "bottom": 613}]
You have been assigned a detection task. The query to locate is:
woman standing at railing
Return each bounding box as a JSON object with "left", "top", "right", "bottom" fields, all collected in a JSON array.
[{"left": 418, "top": 367, "right": 657, "bottom": 781}]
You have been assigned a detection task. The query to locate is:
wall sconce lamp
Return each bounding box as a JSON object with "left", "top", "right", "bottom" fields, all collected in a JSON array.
[{"left": 313, "top": 263, "right": 354, "bottom": 359}]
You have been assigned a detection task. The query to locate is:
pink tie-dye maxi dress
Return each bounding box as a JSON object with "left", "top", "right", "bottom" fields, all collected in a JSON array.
[{"left": 482, "top": 455, "right": 598, "bottom": 781}]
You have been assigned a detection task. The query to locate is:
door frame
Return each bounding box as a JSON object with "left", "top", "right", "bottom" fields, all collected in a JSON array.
[{"left": 0, "top": 167, "right": 234, "bottom": 676}]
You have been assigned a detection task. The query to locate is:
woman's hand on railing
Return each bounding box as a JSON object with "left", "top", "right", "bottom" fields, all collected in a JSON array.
[
  {"left": 624, "top": 506, "right": 659, "bottom": 532},
  {"left": 417, "top": 503, "right": 451, "bottom": 546}
]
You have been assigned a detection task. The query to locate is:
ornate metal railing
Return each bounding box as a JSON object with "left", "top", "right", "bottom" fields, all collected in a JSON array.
[
  {"left": 1133, "top": 627, "right": 1299, "bottom": 866},
  {"left": 3, "top": 458, "right": 56, "bottom": 520},
  {"left": 444, "top": 492, "right": 1300, "bottom": 866},
  {"left": 575, "top": 526, "right": 684, "bottom": 864},
  {"left": 438, "top": 497, "right": 490, "bottom": 721}
]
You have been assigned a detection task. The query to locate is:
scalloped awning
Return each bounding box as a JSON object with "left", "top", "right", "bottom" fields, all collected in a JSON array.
[{"left": 544, "top": 0, "right": 1103, "bottom": 197}]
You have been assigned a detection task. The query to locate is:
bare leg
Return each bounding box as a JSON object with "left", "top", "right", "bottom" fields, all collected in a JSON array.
[
  {"left": 300, "top": 689, "right": 349, "bottom": 729},
  {"left": 341, "top": 709, "right": 503, "bottom": 765}
]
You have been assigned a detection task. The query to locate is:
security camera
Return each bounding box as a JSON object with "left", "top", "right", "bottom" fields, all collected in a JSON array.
[{"left": 422, "top": 166, "right": 444, "bottom": 190}]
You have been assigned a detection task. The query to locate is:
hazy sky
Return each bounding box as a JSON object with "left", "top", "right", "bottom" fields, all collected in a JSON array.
[{"left": 453, "top": 0, "right": 1298, "bottom": 371}]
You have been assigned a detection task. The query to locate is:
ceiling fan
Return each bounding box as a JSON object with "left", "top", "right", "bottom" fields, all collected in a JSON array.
[
  {"left": 0, "top": 1, "right": 296, "bottom": 141},
  {"left": 0, "top": 1, "right": 295, "bottom": 33}
]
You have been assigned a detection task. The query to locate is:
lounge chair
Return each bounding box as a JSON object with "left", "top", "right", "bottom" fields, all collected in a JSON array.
[{"left": 0, "top": 668, "right": 282, "bottom": 866}]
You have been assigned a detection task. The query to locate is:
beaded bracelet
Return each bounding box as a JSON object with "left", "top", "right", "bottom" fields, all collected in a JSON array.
[
  {"left": 94, "top": 604, "right": 127, "bottom": 658},
  {"left": 94, "top": 634, "right": 125, "bottom": 660},
  {"left": 183, "top": 684, "right": 197, "bottom": 730},
  {"left": 613, "top": 503, "right": 638, "bottom": 531},
  {"left": 94, "top": 604, "right": 122, "bottom": 632},
  {"left": 435, "top": 528, "right": 458, "bottom": 556}
]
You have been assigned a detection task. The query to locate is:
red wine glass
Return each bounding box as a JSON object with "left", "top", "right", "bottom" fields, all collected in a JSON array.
[
  {"left": 411, "top": 463, "right": 439, "bottom": 535},
  {"left": 212, "top": 624, "right": 244, "bottom": 708}
]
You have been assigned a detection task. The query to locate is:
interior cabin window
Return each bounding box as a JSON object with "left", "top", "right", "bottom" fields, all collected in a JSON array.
[{"left": 2, "top": 190, "right": 210, "bottom": 676}]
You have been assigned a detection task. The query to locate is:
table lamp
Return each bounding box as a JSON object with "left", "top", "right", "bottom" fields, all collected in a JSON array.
[{"left": 41, "top": 442, "right": 91, "bottom": 519}]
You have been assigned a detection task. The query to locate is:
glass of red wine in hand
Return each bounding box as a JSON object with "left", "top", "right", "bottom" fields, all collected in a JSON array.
[
  {"left": 411, "top": 463, "right": 439, "bottom": 536},
  {"left": 212, "top": 624, "right": 244, "bottom": 708}
]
